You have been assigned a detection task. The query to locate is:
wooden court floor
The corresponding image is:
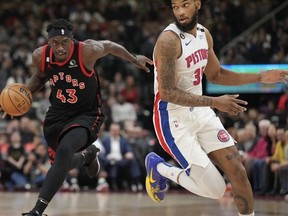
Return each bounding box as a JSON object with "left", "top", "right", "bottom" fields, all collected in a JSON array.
[{"left": 1, "top": 191, "right": 288, "bottom": 216}]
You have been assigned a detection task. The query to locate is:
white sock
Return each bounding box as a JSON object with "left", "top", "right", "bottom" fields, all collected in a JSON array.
[
  {"left": 157, "top": 162, "right": 183, "bottom": 183},
  {"left": 239, "top": 212, "right": 255, "bottom": 216},
  {"left": 157, "top": 161, "right": 225, "bottom": 199}
]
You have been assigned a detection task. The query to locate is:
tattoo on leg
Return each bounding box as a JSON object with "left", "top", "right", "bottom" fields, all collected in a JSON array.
[
  {"left": 233, "top": 195, "right": 250, "bottom": 214},
  {"left": 225, "top": 151, "right": 240, "bottom": 161}
]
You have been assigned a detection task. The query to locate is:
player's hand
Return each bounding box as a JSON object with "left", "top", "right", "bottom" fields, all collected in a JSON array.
[
  {"left": 132, "top": 55, "right": 153, "bottom": 73},
  {"left": 212, "top": 94, "right": 247, "bottom": 115},
  {"left": 0, "top": 106, "right": 13, "bottom": 119},
  {"left": 260, "top": 69, "right": 288, "bottom": 84}
]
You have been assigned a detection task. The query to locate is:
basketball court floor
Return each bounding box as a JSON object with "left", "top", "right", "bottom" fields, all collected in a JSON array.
[{"left": 1, "top": 191, "right": 287, "bottom": 216}]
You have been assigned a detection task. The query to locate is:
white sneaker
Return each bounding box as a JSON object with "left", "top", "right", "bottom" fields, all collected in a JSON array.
[{"left": 96, "top": 178, "right": 109, "bottom": 192}]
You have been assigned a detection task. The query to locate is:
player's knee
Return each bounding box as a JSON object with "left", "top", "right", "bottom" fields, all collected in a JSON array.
[
  {"left": 210, "top": 177, "right": 226, "bottom": 199},
  {"left": 204, "top": 162, "right": 226, "bottom": 199},
  {"left": 191, "top": 162, "right": 226, "bottom": 199}
]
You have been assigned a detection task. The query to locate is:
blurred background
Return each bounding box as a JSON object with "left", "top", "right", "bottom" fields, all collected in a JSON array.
[{"left": 0, "top": 0, "right": 288, "bottom": 200}]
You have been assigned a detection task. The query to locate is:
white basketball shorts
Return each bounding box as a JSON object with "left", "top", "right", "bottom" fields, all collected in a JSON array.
[{"left": 153, "top": 106, "right": 235, "bottom": 170}]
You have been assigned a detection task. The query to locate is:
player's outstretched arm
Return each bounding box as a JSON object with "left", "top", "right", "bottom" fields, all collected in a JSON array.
[
  {"left": 83, "top": 39, "right": 153, "bottom": 73},
  {"left": 204, "top": 29, "right": 288, "bottom": 86}
]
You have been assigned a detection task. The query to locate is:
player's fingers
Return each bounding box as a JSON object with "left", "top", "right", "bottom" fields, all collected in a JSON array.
[
  {"left": 282, "top": 73, "right": 288, "bottom": 83},
  {"left": 229, "top": 94, "right": 240, "bottom": 98},
  {"left": 230, "top": 103, "right": 246, "bottom": 113},
  {"left": 146, "top": 58, "right": 154, "bottom": 65},
  {"left": 2, "top": 112, "right": 7, "bottom": 119},
  {"left": 144, "top": 66, "right": 150, "bottom": 73},
  {"left": 234, "top": 99, "right": 248, "bottom": 105},
  {"left": 228, "top": 109, "right": 238, "bottom": 115}
]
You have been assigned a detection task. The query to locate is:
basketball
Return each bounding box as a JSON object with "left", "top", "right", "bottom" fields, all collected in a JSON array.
[{"left": 0, "top": 83, "right": 32, "bottom": 116}]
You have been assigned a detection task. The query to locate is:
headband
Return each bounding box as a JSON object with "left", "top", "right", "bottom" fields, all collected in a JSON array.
[{"left": 48, "top": 28, "right": 73, "bottom": 39}]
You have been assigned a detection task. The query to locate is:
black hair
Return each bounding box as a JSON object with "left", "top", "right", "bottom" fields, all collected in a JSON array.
[
  {"left": 46, "top": 19, "right": 73, "bottom": 33},
  {"left": 164, "top": 0, "right": 209, "bottom": 8},
  {"left": 201, "top": 0, "right": 210, "bottom": 7}
]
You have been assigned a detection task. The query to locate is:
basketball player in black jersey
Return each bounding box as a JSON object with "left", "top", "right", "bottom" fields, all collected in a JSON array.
[{"left": 16, "top": 19, "right": 153, "bottom": 216}]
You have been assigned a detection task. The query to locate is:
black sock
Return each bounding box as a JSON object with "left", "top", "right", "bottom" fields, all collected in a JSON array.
[{"left": 31, "top": 198, "right": 49, "bottom": 215}]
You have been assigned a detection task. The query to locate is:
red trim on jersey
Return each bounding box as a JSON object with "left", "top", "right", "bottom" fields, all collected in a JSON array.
[
  {"left": 41, "top": 45, "right": 47, "bottom": 72},
  {"left": 49, "top": 41, "right": 75, "bottom": 66},
  {"left": 78, "top": 42, "right": 94, "bottom": 77},
  {"left": 153, "top": 93, "right": 174, "bottom": 157},
  {"left": 92, "top": 106, "right": 102, "bottom": 133}
]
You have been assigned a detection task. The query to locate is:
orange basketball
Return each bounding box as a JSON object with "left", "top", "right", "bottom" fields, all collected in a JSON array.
[{"left": 0, "top": 83, "right": 32, "bottom": 116}]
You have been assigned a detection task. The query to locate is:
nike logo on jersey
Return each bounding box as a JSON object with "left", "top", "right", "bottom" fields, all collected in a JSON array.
[
  {"left": 185, "top": 40, "right": 192, "bottom": 46},
  {"left": 149, "top": 169, "right": 156, "bottom": 183}
]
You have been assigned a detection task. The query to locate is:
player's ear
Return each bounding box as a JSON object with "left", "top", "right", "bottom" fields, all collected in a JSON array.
[{"left": 196, "top": 0, "right": 201, "bottom": 9}]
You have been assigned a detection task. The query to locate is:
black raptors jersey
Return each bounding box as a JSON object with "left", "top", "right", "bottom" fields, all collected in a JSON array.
[
  {"left": 41, "top": 41, "right": 101, "bottom": 115},
  {"left": 41, "top": 40, "right": 105, "bottom": 155}
]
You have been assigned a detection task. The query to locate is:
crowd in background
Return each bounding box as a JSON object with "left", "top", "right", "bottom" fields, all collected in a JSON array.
[{"left": 0, "top": 0, "right": 288, "bottom": 200}]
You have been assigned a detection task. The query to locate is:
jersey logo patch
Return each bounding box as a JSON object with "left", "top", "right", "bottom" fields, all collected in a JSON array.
[
  {"left": 217, "top": 130, "right": 230, "bottom": 142},
  {"left": 69, "top": 59, "right": 78, "bottom": 68}
]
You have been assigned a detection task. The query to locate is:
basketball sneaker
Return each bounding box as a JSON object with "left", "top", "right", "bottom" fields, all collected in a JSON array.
[
  {"left": 145, "top": 152, "right": 168, "bottom": 203},
  {"left": 82, "top": 145, "right": 100, "bottom": 178}
]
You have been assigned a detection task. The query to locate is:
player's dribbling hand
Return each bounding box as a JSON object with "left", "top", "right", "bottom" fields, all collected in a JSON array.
[
  {"left": 133, "top": 55, "right": 153, "bottom": 73},
  {"left": 0, "top": 106, "right": 13, "bottom": 119},
  {"left": 260, "top": 69, "right": 288, "bottom": 84},
  {"left": 213, "top": 94, "right": 247, "bottom": 115}
]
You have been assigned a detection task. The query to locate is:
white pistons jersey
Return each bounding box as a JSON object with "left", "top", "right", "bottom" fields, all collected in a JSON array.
[
  {"left": 153, "top": 23, "right": 234, "bottom": 170},
  {"left": 154, "top": 23, "right": 208, "bottom": 110}
]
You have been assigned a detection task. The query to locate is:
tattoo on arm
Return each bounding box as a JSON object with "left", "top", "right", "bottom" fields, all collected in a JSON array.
[
  {"left": 225, "top": 151, "right": 241, "bottom": 161},
  {"left": 158, "top": 35, "right": 212, "bottom": 107}
]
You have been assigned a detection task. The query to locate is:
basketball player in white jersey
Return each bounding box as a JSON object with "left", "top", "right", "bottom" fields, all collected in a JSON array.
[{"left": 145, "top": 1, "right": 288, "bottom": 216}]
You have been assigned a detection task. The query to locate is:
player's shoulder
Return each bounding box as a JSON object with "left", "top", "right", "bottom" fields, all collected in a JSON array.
[
  {"left": 82, "top": 39, "right": 107, "bottom": 47},
  {"left": 196, "top": 23, "right": 205, "bottom": 31},
  {"left": 81, "top": 39, "right": 104, "bottom": 52},
  {"left": 197, "top": 23, "right": 211, "bottom": 35},
  {"left": 32, "top": 45, "right": 46, "bottom": 65},
  {"left": 33, "top": 45, "right": 45, "bottom": 56},
  {"left": 158, "top": 24, "right": 180, "bottom": 43},
  {"left": 82, "top": 39, "right": 97, "bottom": 45},
  {"left": 162, "top": 23, "right": 182, "bottom": 37}
]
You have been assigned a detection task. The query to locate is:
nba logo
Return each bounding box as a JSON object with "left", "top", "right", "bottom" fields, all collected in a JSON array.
[
  {"left": 61, "top": 29, "right": 65, "bottom": 35},
  {"left": 174, "top": 121, "right": 179, "bottom": 128}
]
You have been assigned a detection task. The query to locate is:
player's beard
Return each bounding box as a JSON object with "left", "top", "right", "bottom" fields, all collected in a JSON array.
[{"left": 174, "top": 10, "right": 198, "bottom": 32}]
